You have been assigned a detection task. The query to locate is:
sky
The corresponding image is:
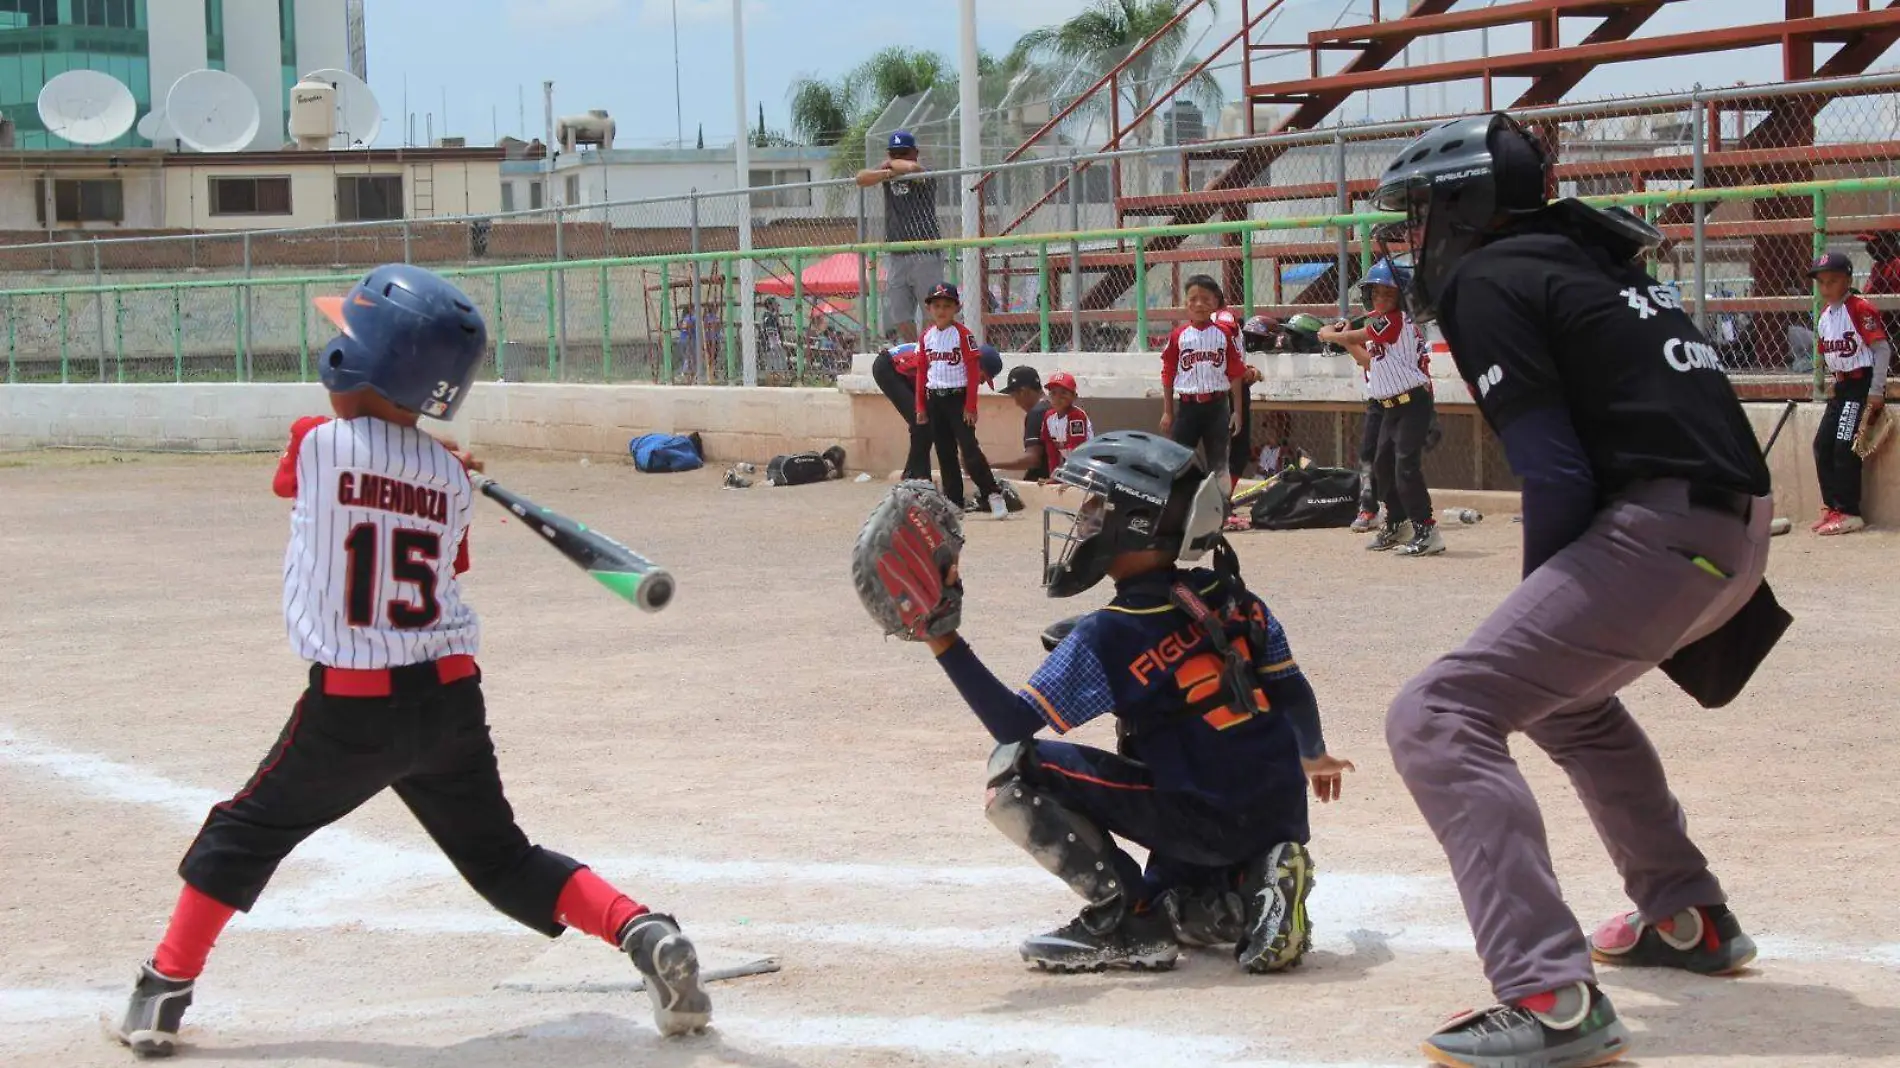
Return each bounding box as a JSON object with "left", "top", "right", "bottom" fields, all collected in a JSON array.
[{"left": 358, "top": 0, "right": 1894, "bottom": 150}]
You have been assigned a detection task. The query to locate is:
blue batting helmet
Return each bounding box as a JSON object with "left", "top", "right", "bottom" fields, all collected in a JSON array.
[
  {"left": 978, "top": 343, "right": 1002, "bottom": 384},
  {"left": 315, "top": 264, "right": 487, "bottom": 421},
  {"left": 1358, "top": 257, "right": 1412, "bottom": 310}
]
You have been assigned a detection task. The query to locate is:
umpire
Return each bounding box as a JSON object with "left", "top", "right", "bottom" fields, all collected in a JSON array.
[{"left": 1377, "top": 114, "right": 1785, "bottom": 1068}]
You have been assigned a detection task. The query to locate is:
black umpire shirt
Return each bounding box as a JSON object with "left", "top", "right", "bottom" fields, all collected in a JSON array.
[
  {"left": 1439, "top": 230, "right": 1771, "bottom": 498},
  {"left": 1022, "top": 397, "right": 1053, "bottom": 480}
]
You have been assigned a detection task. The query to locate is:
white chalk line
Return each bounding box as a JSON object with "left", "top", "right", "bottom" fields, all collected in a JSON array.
[
  {"left": 5, "top": 724, "right": 1899, "bottom": 971},
  {"left": 0, "top": 985, "right": 1413, "bottom": 1068}
]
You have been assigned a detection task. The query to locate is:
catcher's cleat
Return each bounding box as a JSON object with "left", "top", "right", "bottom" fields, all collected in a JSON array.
[
  {"left": 1400, "top": 522, "right": 1447, "bottom": 557},
  {"left": 1236, "top": 841, "right": 1313, "bottom": 974},
  {"left": 1423, "top": 983, "right": 1630, "bottom": 1068},
  {"left": 1159, "top": 885, "right": 1246, "bottom": 948},
  {"left": 1349, "top": 509, "right": 1378, "bottom": 533},
  {"left": 619, "top": 913, "right": 712, "bottom": 1037},
  {"left": 1588, "top": 905, "right": 1757, "bottom": 976},
  {"left": 114, "top": 961, "right": 193, "bottom": 1059},
  {"left": 1020, "top": 904, "right": 1179, "bottom": 973},
  {"left": 1817, "top": 512, "right": 1866, "bottom": 536},
  {"left": 1368, "top": 519, "right": 1414, "bottom": 552}
]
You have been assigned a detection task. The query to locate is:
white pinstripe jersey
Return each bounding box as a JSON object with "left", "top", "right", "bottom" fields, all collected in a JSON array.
[
  {"left": 921, "top": 323, "right": 976, "bottom": 390},
  {"left": 1362, "top": 312, "right": 1432, "bottom": 399},
  {"left": 282, "top": 417, "right": 480, "bottom": 668}
]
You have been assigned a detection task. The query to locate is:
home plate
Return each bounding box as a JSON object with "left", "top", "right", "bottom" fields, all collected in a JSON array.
[{"left": 497, "top": 935, "right": 779, "bottom": 994}]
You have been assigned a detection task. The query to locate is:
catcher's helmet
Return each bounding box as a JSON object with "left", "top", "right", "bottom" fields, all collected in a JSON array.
[
  {"left": 1042, "top": 431, "right": 1226, "bottom": 598},
  {"left": 1370, "top": 113, "right": 1549, "bottom": 322},
  {"left": 314, "top": 264, "right": 487, "bottom": 420}
]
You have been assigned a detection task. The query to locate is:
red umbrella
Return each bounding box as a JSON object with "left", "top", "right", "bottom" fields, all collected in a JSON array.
[{"left": 757, "top": 252, "right": 883, "bottom": 297}]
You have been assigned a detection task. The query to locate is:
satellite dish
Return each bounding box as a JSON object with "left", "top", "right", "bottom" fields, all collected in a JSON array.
[
  {"left": 165, "top": 69, "right": 260, "bottom": 152},
  {"left": 38, "top": 69, "right": 136, "bottom": 145},
  {"left": 302, "top": 67, "right": 382, "bottom": 148},
  {"left": 136, "top": 106, "right": 178, "bottom": 144}
]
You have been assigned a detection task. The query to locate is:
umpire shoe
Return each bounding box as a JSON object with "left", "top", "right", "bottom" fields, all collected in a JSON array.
[
  {"left": 114, "top": 961, "right": 193, "bottom": 1059},
  {"left": 1235, "top": 841, "right": 1314, "bottom": 974},
  {"left": 1159, "top": 885, "right": 1247, "bottom": 948},
  {"left": 1368, "top": 519, "right": 1414, "bottom": 551},
  {"left": 1423, "top": 982, "right": 1631, "bottom": 1068},
  {"left": 619, "top": 913, "right": 712, "bottom": 1037},
  {"left": 1400, "top": 522, "right": 1447, "bottom": 557},
  {"left": 1020, "top": 899, "right": 1179, "bottom": 973},
  {"left": 1589, "top": 904, "right": 1757, "bottom": 976}
]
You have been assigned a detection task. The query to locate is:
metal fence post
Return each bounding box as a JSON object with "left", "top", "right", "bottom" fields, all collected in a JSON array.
[
  {"left": 91, "top": 240, "right": 105, "bottom": 382},
  {"left": 792, "top": 253, "right": 807, "bottom": 383},
  {"left": 1133, "top": 235, "right": 1148, "bottom": 352},
  {"left": 1690, "top": 88, "right": 1709, "bottom": 333},
  {"left": 241, "top": 232, "right": 253, "bottom": 380},
  {"left": 1812, "top": 189, "right": 1828, "bottom": 402},
  {"left": 1037, "top": 241, "right": 1052, "bottom": 352},
  {"left": 689, "top": 189, "right": 706, "bottom": 384},
  {"left": 58, "top": 291, "right": 68, "bottom": 383},
  {"left": 1068, "top": 154, "right": 1082, "bottom": 353},
  {"left": 402, "top": 216, "right": 413, "bottom": 264},
  {"left": 658, "top": 262, "right": 675, "bottom": 383},
  {"left": 1334, "top": 131, "right": 1351, "bottom": 319},
  {"left": 297, "top": 281, "right": 310, "bottom": 381},
  {"left": 554, "top": 204, "right": 568, "bottom": 378},
  {"left": 856, "top": 185, "right": 870, "bottom": 351},
  {"left": 599, "top": 262, "right": 612, "bottom": 382},
  {"left": 171, "top": 286, "right": 182, "bottom": 382},
  {"left": 4, "top": 294, "right": 13, "bottom": 384}
]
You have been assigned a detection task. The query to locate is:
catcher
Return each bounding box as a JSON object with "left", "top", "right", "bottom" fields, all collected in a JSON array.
[{"left": 851, "top": 432, "right": 1354, "bottom": 973}]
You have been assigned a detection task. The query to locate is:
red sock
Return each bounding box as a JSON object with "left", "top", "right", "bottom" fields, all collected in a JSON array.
[
  {"left": 555, "top": 868, "right": 646, "bottom": 946},
  {"left": 153, "top": 884, "right": 237, "bottom": 980}
]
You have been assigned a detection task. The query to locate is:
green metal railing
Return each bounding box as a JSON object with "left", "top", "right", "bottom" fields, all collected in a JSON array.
[{"left": 3, "top": 174, "right": 1895, "bottom": 396}]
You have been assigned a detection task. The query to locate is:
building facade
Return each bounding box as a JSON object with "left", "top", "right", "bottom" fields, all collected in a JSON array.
[
  {"left": 0, "top": 0, "right": 359, "bottom": 151},
  {"left": 499, "top": 144, "right": 839, "bottom": 229}
]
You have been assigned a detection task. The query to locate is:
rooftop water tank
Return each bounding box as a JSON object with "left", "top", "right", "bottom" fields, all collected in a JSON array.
[{"left": 288, "top": 76, "right": 337, "bottom": 150}]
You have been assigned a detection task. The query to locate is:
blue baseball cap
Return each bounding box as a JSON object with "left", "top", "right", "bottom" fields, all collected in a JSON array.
[
  {"left": 1808, "top": 251, "right": 1853, "bottom": 277},
  {"left": 888, "top": 129, "right": 917, "bottom": 152},
  {"left": 924, "top": 281, "right": 960, "bottom": 305}
]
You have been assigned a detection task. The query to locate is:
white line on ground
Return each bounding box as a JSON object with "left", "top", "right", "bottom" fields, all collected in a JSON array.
[{"left": 5, "top": 724, "right": 1900, "bottom": 970}]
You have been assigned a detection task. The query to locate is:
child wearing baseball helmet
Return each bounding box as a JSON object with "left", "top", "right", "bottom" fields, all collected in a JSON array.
[
  {"left": 115, "top": 264, "right": 712, "bottom": 1059},
  {"left": 921, "top": 430, "right": 1353, "bottom": 974}
]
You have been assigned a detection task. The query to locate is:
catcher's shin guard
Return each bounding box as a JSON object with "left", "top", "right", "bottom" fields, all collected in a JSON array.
[{"left": 985, "top": 743, "right": 1128, "bottom": 908}]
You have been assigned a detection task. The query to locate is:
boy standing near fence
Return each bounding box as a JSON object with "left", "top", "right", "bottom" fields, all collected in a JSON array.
[
  {"left": 1159, "top": 276, "right": 1248, "bottom": 489},
  {"left": 915, "top": 282, "right": 1008, "bottom": 519}
]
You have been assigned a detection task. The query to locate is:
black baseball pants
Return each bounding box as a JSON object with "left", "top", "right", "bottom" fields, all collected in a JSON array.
[
  {"left": 1373, "top": 389, "right": 1434, "bottom": 526},
  {"left": 1813, "top": 376, "right": 1869, "bottom": 517},
  {"left": 1171, "top": 396, "right": 1231, "bottom": 478},
  {"left": 926, "top": 387, "right": 1001, "bottom": 508},
  {"left": 872, "top": 351, "right": 932, "bottom": 481},
  {"left": 178, "top": 663, "right": 582, "bottom": 937},
  {"left": 1228, "top": 387, "right": 1253, "bottom": 482},
  {"left": 1358, "top": 401, "right": 1384, "bottom": 513}
]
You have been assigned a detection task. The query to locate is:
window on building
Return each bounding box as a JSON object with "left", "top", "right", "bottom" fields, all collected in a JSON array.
[
  {"left": 337, "top": 175, "right": 403, "bottom": 221},
  {"left": 748, "top": 168, "right": 813, "bottom": 209},
  {"left": 564, "top": 174, "right": 580, "bottom": 206},
  {"left": 529, "top": 180, "right": 544, "bottom": 210},
  {"left": 34, "top": 178, "right": 122, "bottom": 223},
  {"left": 209, "top": 176, "right": 292, "bottom": 216},
  {"left": 500, "top": 183, "right": 516, "bottom": 213}
]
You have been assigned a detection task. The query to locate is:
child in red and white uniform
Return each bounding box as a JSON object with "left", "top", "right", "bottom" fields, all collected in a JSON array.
[
  {"left": 1037, "top": 371, "right": 1094, "bottom": 474},
  {"left": 1160, "top": 275, "right": 1247, "bottom": 484},
  {"left": 914, "top": 281, "right": 1008, "bottom": 518},
  {"left": 1809, "top": 251, "right": 1893, "bottom": 535}
]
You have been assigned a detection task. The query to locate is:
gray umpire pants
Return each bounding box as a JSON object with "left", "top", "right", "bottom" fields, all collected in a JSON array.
[{"left": 1386, "top": 478, "right": 1772, "bottom": 1002}]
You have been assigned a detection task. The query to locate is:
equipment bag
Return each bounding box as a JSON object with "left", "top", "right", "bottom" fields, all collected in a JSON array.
[
  {"left": 1247, "top": 466, "right": 1361, "bottom": 530},
  {"left": 767, "top": 452, "right": 832, "bottom": 486},
  {"left": 629, "top": 433, "right": 704, "bottom": 473}
]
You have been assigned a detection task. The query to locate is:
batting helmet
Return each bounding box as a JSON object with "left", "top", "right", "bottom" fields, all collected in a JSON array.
[
  {"left": 314, "top": 264, "right": 487, "bottom": 420},
  {"left": 1358, "top": 257, "right": 1412, "bottom": 311},
  {"left": 978, "top": 343, "right": 1003, "bottom": 384}
]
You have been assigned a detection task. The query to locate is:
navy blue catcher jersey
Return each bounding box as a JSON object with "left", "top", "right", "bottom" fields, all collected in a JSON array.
[{"left": 1019, "top": 568, "right": 1307, "bottom": 808}]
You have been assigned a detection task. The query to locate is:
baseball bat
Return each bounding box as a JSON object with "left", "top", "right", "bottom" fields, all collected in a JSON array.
[
  {"left": 470, "top": 473, "right": 675, "bottom": 612},
  {"left": 1761, "top": 398, "right": 1798, "bottom": 458}
]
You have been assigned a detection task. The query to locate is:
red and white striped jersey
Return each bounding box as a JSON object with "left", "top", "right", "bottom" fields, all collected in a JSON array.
[
  {"left": 1818, "top": 295, "right": 1890, "bottom": 373},
  {"left": 1363, "top": 312, "right": 1432, "bottom": 399},
  {"left": 277, "top": 416, "right": 479, "bottom": 669},
  {"left": 1039, "top": 403, "right": 1094, "bottom": 473},
  {"left": 920, "top": 323, "right": 977, "bottom": 390},
  {"left": 1161, "top": 321, "right": 1243, "bottom": 396}
]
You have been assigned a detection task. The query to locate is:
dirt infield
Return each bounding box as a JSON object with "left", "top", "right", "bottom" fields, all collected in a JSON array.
[{"left": 3, "top": 450, "right": 1898, "bottom": 1068}]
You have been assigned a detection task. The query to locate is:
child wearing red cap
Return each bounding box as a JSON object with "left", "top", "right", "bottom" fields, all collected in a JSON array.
[{"left": 1037, "top": 371, "right": 1095, "bottom": 475}]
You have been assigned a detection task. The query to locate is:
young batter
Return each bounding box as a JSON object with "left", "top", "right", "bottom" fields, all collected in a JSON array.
[
  {"left": 114, "top": 265, "right": 711, "bottom": 1058},
  {"left": 920, "top": 431, "right": 1353, "bottom": 973}
]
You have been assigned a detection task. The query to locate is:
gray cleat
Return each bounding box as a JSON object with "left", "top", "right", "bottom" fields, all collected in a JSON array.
[
  {"left": 1400, "top": 522, "right": 1447, "bottom": 557},
  {"left": 1368, "top": 519, "right": 1414, "bottom": 551},
  {"left": 620, "top": 913, "right": 712, "bottom": 1037},
  {"left": 114, "top": 962, "right": 193, "bottom": 1059},
  {"left": 1422, "top": 982, "right": 1631, "bottom": 1068}
]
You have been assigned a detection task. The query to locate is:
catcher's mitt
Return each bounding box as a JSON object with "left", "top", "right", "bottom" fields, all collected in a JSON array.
[
  {"left": 1854, "top": 405, "right": 1894, "bottom": 460},
  {"left": 852, "top": 480, "right": 965, "bottom": 640}
]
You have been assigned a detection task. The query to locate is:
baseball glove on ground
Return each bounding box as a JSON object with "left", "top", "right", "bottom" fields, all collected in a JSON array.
[{"left": 852, "top": 480, "right": 965, "bottom": 640}]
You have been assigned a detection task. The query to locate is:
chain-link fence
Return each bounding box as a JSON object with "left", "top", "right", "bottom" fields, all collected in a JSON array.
[{"left": 2, "top": 72, "right": 1897, "bottom": 387}]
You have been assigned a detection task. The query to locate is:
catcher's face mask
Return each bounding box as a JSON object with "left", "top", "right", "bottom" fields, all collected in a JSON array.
[{"left": 1042, "top": 494, "right": 1109, "bottom": 599}]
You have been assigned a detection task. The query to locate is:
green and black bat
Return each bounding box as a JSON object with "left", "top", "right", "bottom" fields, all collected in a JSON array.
[{"left": 470, "top": 473, "right": 675, "bottom": 612}]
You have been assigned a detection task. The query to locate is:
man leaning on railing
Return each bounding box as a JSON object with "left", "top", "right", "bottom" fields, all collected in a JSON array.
[{"left": 857, "top": 129, "right": 944, "bottom": 345}]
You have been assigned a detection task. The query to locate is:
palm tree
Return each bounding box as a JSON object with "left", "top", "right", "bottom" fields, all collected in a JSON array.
[
  {"left": 1008, "top": 0, "right": 1224, "bottom": 149},
  {"left": 788, "top": 47, "right": 958, "bottom": 177}
]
